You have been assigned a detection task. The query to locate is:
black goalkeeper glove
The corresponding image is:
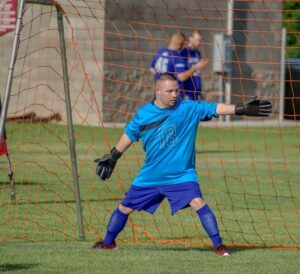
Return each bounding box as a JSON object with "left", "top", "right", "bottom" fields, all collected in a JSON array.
[
  {"left": 94, "top": 147, "right": 123, "bottom": 181},
  {"left": 235, "top": 97, "right": 272, "bottom": 117}
]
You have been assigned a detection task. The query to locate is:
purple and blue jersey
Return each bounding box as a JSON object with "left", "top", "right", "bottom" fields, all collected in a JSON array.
[
  {"left": 151, "top": 48, "right": 186, "bottom": 88},
  {"left": 125, "top": 99, "right": 218, "bottom": 187},
  {"left": 180, "top": 48, "right": 202, "bottom": 96}
]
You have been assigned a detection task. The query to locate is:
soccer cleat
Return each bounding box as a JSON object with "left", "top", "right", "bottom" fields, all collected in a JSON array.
[
  {"left": 91, "top": 240, "right": 117, "bottom": 250},
  {"left": 214, "top": 244, "right": 231, "bottom": 256}
]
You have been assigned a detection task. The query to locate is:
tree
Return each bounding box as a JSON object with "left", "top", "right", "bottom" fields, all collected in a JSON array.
[{"left": 283, "top": 1, "right": 300, "bottom": 58}]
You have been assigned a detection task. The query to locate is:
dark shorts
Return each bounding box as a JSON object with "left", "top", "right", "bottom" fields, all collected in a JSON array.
[{"left": 121, "top": 182, "right": 203, "bottom": 215}]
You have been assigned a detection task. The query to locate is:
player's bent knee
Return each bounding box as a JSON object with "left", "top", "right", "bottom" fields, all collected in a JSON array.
[
  {"left": 189, "top": 198, "right": 206, "bottom": 211},
  {"left": 118, "top": 204, "right": 134, "bottom": 215}
]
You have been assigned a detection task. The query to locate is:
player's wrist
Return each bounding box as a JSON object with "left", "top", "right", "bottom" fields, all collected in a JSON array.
[
  {"left": 110, "top": 147, "right": 123, "bottom": 160},
  {"left": 234, "top": 103, "right": 246, "bottom": 116}
]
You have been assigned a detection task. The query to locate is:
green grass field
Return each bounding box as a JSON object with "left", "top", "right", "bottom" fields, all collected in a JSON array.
[
  {"left": 1, "top": 242, "right": 299, "bottom": 274},
  {"left": 0, "top": 122, "right": 299, "bottom": 273}
]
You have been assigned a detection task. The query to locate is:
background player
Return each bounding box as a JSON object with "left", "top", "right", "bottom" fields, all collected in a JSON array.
[
  {"left": 92, "top": 73, "right": 272, "bottom": 256},
  {"left": 150, "top": 32, "right": 186, "bottom": 80},
  {"left": 150, "top": 32, "right": 207, "bottom": 94},
  {"left": 180, "top": 30, "right": 208, "bottom": 101}
]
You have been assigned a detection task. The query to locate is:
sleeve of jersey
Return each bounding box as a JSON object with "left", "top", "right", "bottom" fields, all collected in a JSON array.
[
  {"left": 124, "top": 111, "right": 141, "bottom": 142},
  {"left": 196, "top": 102, "right": 219, "bottom": 122}
]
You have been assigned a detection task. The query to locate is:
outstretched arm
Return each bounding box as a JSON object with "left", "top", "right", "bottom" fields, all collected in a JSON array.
[
  {"left": 216, "top": 103, "right": 235, "bottom": 115},
  {"left": 216, "top": 98, "right": 272, "bottom": 117}
]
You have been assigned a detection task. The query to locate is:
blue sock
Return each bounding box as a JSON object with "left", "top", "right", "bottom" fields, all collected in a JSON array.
[
  {"left": 103, "top": 208, "right": 128, "bottom": 245},
  {"left": 196, "top": 204, "right": 222, "bottom": 247}
]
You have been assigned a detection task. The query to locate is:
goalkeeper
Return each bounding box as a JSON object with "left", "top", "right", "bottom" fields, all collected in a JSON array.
[{"left": 92, "top": 73, "right": 272, "bottom": 256}]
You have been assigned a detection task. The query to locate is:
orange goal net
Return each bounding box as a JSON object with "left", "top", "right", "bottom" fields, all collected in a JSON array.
[{"left": 0, "top": 0, "right": 299, "bottom": 249}]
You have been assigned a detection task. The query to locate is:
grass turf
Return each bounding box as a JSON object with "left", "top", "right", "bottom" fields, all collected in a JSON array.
[
  {"left": 0, "top": 122, "right": 299, "bottom": 273},
  {"left": 0, "top": 242, "right": 300, "bottom": 274}
]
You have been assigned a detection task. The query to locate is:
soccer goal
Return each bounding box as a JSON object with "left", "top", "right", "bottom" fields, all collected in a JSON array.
[{"left": 0, "top": 0, "right": 299, "bottom": 249}]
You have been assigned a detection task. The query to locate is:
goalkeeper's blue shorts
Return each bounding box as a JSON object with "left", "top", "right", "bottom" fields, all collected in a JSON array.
[{"left": 121, "top": 182, "right": 202, "bottom": 215}]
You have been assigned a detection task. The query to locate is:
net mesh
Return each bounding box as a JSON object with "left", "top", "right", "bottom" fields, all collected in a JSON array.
[{"left": 0, "top": 0, "right": 299, "bottom": 249}]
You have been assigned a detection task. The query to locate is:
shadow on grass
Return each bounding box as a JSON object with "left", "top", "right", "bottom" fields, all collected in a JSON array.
[
  {"left": 144, "top": 245, "right": 212, "bottom": 252},
  {"left": 23, "top": 198, "right": 122, "bottom": 205},
  {"left": 147, "top": 244, "right": 296, "bottom": 254},
  {"left": 0, "top": 180, "right": 123, "bottom": 205},
  {"left": 1, "top": 198, "right": 122, "bottom": 206},
  {"left": 124, "top": 243, "right": 246, "bottom": 254},
  {"left": 0, "top": 180, "right": 39, "bottom": 186},
  {"left": 0, "top": 263, "right": 38, "bottom": 272},
  {"left": 196, "top": 150, "right": 241, "bottom": 154}
]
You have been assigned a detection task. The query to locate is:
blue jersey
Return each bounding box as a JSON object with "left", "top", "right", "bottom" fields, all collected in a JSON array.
[
  {"left": 125, "top": 99, "right": 218, "bottom": 187},
  {"left": 180, "top": 48, "right": 202, "bottom": 94},
  {"left": 151, "top": 48, "right": 186, "bottom": 88}
]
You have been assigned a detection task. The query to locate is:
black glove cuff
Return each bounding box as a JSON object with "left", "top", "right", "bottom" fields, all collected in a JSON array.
[
  {"left": 235, "top": 103, "right": 245, "bottom": 116},
  {"left": 110, "top": 147, "right": 123, "bottom": 160}
]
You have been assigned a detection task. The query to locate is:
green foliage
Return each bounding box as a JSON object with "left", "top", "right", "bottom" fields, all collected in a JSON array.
[{"left": 283, "top": 1, "right": 300, "bottom": 58}]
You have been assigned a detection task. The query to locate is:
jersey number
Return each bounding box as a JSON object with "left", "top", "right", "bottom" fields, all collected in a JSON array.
[
  {"left": 158, "top": 125, "right": 177, "bottom": 149},
  {"left": 155, "top": 57, "right": 169, "bottom": 73}
]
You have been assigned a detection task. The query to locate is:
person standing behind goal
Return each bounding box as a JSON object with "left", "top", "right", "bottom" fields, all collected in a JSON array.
[
  {"left": 92, "top": 73, "right": 272, "bottom": 256},
  {"left": 180, "top": 30, "right": 208, "bottom": 101},
  {"left": 150, "top": 32, "right": 186, "bottom": 80},
  {"left": 150, "top": 32, "right": 207, "bottom": 96}
]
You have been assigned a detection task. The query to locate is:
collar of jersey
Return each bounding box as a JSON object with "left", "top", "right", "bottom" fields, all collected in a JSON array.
[{"left": 151, "top": 98, "right": 181, "bottom": 111}]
